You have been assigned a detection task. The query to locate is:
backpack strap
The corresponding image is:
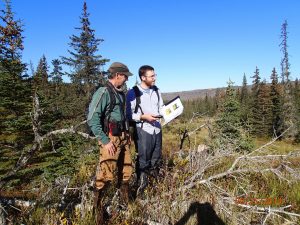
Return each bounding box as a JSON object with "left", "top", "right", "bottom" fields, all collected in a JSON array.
[
  {"left": 133, "top": 85, "right": 160, "bottom": 114},
  {"left": 105, "top": 83, "right": 116, "bottom": 123},
  {"left": 133, "top": 86, "right": 142, "bottom": 114},
  {"left": 152, "top": 85, "right": 160, "bottom": 105},
  {"left": 106, "top": 82, "right": 126, "bottom": 120}
]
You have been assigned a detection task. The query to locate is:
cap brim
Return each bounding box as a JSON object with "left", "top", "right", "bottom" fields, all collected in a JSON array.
[{"left": 124, "top": 71, "right": 133, "bottom": 76}]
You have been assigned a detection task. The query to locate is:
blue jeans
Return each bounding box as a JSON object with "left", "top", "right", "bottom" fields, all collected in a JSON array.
[{"left": 135, "top": 127, "right": 162, "bottom": 173}]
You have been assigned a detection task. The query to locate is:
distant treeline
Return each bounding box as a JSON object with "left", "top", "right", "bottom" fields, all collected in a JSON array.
[{"left": 182, "top": 70, "right": 300, "bottom": 140}]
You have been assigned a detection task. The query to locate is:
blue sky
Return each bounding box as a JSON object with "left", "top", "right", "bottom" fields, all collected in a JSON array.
[{"left": 4, "top": 0, "right": 300, "bottom": 92}]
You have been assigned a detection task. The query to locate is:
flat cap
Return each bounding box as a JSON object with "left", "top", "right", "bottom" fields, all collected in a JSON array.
[{"left": 108, "top": 62, "right": 133, "bottom": 76}]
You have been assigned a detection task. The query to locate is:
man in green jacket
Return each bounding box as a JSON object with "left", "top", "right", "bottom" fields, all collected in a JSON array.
[{"left": 87, "top": 62, "right": 133, "bottom": 224}]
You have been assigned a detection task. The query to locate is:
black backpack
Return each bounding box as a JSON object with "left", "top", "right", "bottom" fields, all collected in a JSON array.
[{"left": 86, "top": 83, "right": 124, "bottom": 136}]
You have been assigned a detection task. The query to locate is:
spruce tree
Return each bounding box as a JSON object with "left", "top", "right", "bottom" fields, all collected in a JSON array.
[
  {"left": 51, "top": 59, "right": 64, "bottom": 84},
  {"left": 270, "top": 67, "right": 282, "bottom": 137},
  {"left": 33, "top": 54, "right": 49, "bottom": 88},
  {"left": 257, "top": 80, "right": 273, "bottom": 137},
  {"left": 33, "top": 55, "right": 62, "bottom": 134},
  {"left": 62, "top": 1, "right": 109, "bottom": 98},
  {"left": 214, "top": 88, "right": 222, "bottom": 112},
  {"left": 0, "top": 0, "right": 32, "bottom": 149},
  {"left": 0, "top": 0, "right": 24, "bottom": 74},
  {"left": 240, "top": 73, "right": 248, "bottom": 104},
  {"left": 293, "top": 78, "right": 300, "bottom": 142},
  {"left": 240, "top": 73, "right": 250, "bottom": 125},
  {"left": 204, "top": 92, "right": 212, "bottom": 115},
  {"left": 50, "top": 58, "right": 64, "bottom": 96},
  {"left": 0, "top": 0, "right": 23, "bottom": 68},
  {"left": 279, "top": 20, "right": 298, "bottom": 139},
  {"left": 249, "top": 67, "right": 261, "bottom": 135},
  {"left": 280, "top": 20, "right": 290, "bottom": 84},
  {"left": 213, "top": 80, "right": 253, "bottom": 152},
  {"left": 251, "top": 67, "right": 261, "bottom": 94}
]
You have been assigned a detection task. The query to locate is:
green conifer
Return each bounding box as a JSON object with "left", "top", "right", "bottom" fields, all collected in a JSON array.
[
  {"left": 62, "top": 1, "right": 109, "bottom": 98},
  {"left": 249, "top": 67, "right": 261, "bottom": 135},
  {"left": 257, "top": 80, "right": 273, "bottom": 136},
  {"left": 0, "top": 0, "right": 32, "bottom": 149},
  {"left": 33, "top": 54, "right": 49, "bottom": 88},
  {"left": 270, "top": 67, "right": 282, "bottom": 137},
  {"left": 213, "top": 80, "right": 253, "bottom": 152},
  {"left": 279, "top": 20, "right": 298, "bottom": 139},
  {"left": 240, "top": 73, "right": 250, "bottom": 125}
]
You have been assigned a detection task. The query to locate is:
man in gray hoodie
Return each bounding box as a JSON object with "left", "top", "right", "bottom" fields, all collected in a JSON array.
[{"left": 126, "top": 65, "right": 164, "bottom": 195}]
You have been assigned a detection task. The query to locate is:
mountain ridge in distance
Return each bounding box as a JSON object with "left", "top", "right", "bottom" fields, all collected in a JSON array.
[{"left": 162, "top": 87, "right": 226, "bottom": 101}]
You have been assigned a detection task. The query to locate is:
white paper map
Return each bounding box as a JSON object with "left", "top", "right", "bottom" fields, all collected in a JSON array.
[{"left": 161, "top": 96, "right": 184, "bottom": 125}]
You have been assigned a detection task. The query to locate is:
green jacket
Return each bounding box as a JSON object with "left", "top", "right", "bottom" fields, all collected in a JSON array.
[{"left": 87, "top": 86, "right": 125, "bottom": 145}]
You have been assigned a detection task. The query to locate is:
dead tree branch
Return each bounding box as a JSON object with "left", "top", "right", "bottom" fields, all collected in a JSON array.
[
  {"left": 232, "top": 202, "right": 300, "bottom": 218},
  {"left": 228, "top": 126, "right": 293, "bottom": 173},
  {"left": 179, "top": 111, "right": 209, "bottom": 150},
  {"left": 172, "top": 127, "right": 300, "bottom": 224}
]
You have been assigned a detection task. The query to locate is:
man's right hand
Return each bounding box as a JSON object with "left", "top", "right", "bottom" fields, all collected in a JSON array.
[
  {"left": 103, "top": 141, "right": 116, "bottom": 156},
  {"left": 141, "top": 114, "right": 160, "bottom": 122}
]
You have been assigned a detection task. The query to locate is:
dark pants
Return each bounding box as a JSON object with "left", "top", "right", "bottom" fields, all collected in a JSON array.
[{"left": 136, "top": 127, "right": 162, "bottom": 173}]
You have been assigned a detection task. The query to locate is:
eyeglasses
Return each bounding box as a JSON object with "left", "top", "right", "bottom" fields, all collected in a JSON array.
[{"left": 144, "top": 74, "right": 157, "bottom": 79}]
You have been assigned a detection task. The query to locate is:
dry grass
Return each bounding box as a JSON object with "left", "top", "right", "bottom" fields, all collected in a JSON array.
[{"left": 2, "top": 117, "right": 300, "bottom": 225}]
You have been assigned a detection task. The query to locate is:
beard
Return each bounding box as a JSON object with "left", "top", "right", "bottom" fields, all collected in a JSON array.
[{"left": 144, "top": 79, "right": 155, "bottom": 87}]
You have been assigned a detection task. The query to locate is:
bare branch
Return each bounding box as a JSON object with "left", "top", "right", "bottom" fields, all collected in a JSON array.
[
  {"left": 232, "top": 202, "right": 300, "bottom": 218},
  {"left": 229, "top": 126, "right": 293, "bottom": 172},
  {"left": 248, "top": 125, "right": 292, "bottom": 156},
  {"left": 187, "top": 124, "right": 206, "bottom": 136}
]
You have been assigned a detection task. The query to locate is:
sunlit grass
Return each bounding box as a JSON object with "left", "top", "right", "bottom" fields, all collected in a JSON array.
[{"left": 2, "top": 117, "right": 300, "bottom": 224}]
